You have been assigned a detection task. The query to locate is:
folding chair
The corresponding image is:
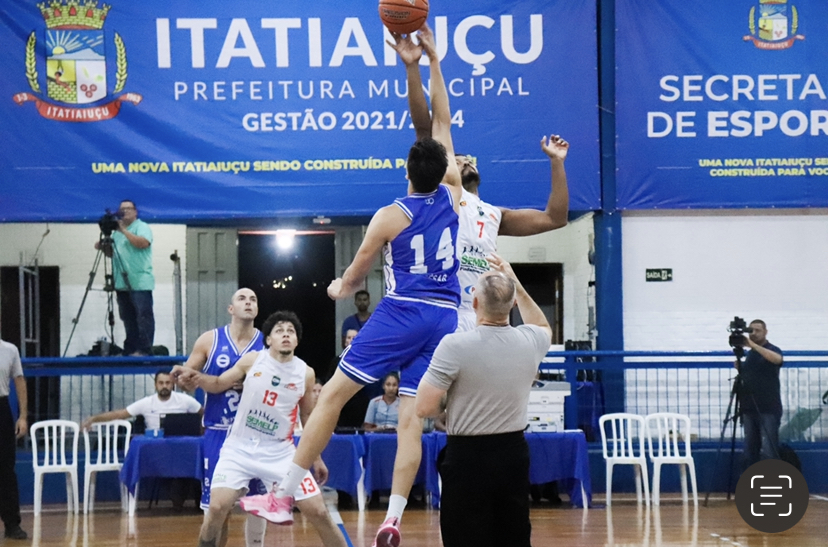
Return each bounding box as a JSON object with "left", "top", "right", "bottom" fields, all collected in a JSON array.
[
  {"left": 599, "top": 413, "right": 649, "bottom": 506},
  {"left": 30, "top": 419, "right": 80, "bottom": 515},
  {"left": 83, "top": 420, "right": 132, "bottom": 513},
  {"left": 645, "top": 412, "right": 697, "bottom": 506}
]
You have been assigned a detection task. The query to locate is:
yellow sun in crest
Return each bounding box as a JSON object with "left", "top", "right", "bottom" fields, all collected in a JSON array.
[{"left": 52, "top": 46, "right": 66, "bottom": 55}]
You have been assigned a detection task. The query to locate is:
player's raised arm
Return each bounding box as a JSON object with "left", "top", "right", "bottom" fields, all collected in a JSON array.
[
  {"left": 499, "top": 135, "right": 571, "bottom": 236},
  {"left": 419, "top": 24, "right": 462, "bottom": 200},
  {"left": 389, "top": 32, "right": 431, "bottom": 141},
  {"left": 327, "top": 205, "right": 410, "bottom": 301}
]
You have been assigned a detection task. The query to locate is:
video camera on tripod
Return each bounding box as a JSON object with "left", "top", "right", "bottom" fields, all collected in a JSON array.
[
  {"left": 728, "top": 316, "right": 753, "bottom": 350},
  {"left": 98, "top": 209, "right": 121, "bottom": 236}
]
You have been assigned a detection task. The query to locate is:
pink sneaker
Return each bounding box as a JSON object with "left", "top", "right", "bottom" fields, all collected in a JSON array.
[
  {"left": 372, "top": 517, "right": 401, "bottom": 547},
  {"left": 239, "top": 493, "right": 294, "bottom": 525}
]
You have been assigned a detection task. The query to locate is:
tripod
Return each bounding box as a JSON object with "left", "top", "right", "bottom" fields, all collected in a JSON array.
[
  {"left": 703, "top": 346, "right": 780, "bottom": 506},
  {"left": 63, "top": 231, "right": 132, "bottom": 357}
]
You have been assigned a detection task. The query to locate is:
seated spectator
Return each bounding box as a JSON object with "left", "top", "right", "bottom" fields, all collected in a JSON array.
[
  {"left": 423, "top": 410, "right": 447, "bottom": 433},
  {"left": 363, "top": 373, "right": 400, "bottom": 432},
  {"left": 82, "top": 371, "right": 201, "bottom": 431},
  {"left": 81, "top": 371, "right": 202, "bottom": 511}
]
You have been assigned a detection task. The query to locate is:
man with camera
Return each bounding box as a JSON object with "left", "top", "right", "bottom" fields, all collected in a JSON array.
[
  {"left": 735, "top": 319, "right": 783, "bottom": 467},
  {"left": 94, "top": 200, "right": 155, "bottom": 356}
]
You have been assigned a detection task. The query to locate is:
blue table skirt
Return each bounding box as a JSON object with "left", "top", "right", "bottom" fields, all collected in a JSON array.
[
  {"left": 118, "top": 431, "right": 591, "bottom": 508},
  {"left": 119, "top": 436, "right": 204, "bottom": 494},
  {"left": 316, "top": 434, "right": 365, "bottom": 498},
  {"left": 423, "top": 431, "right": 592, "bottom": 508},
  {"left": 360, "top": 433, "right": 428, "bottom": 494}
]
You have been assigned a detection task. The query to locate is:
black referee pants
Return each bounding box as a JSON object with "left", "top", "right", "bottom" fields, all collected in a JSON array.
[
  {"left": 0, "top": 397, "right": 22, "bottom": 529},
  {"left": 440, "top": 430, "right": 531, "bottom": 547}
]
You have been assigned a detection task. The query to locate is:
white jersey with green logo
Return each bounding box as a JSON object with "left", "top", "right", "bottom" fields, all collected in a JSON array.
[
  {"left": 226, "top": 350, "right": 306, "bottom": 451},
  {"left": 457, "top": 189, "right": 502, "bottom": 331}
]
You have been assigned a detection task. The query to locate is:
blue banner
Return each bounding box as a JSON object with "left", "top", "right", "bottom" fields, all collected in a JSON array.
[
  {"left": 0, "top": 0, "right": 599, "bottom": 222},
  {"left": 617, "top": 0, "right": 828, "bottom": 209}
]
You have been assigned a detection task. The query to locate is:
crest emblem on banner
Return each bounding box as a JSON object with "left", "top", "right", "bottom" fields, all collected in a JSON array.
[
  {"left": 12, "top": 1, "right": 142, "bottom": 122},
  {"left": 744, "top": 0, "right": 805, "bottom": 50}
]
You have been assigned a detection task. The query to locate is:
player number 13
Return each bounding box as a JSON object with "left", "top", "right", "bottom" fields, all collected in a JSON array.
[{"left": 261, "top": 390, "right": 278, "bottom": 407}]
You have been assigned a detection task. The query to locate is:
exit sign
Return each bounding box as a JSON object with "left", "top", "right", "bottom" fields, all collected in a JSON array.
[{"left": 646, "top": 269, "right": 673, "bottom": 282}]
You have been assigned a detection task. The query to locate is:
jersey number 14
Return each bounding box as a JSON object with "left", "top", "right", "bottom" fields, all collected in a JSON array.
[{"left": 409, "top": 228, "right": 454, "bottom": 274}]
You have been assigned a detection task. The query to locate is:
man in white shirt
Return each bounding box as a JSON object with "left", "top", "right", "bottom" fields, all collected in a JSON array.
[
  {"left": 82, "top": 371, "right": 201, "bottom": 431},
  {"left": 82, "top": 371, "right": 202, "bottom": 510}
]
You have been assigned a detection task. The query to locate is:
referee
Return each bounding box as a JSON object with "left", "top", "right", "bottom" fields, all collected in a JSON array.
[{"left": 416, "top": 253, "right": 551, "bottom": 547}]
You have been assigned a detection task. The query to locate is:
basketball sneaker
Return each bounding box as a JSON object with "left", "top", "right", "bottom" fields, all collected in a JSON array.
[
  {"left": 239, "top": 493, "right": 294, "bottom": 525},
  {"left": 372, "top": 517, "right": 401, "bottom": 547}
]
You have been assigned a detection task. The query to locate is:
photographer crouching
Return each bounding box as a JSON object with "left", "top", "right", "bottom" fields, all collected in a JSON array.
[
  {"left": 734, "top": 319, "right": 783, "bottom": 468},
  {"left": 94, "top": 200, "right": 155, "bottom": 356}
]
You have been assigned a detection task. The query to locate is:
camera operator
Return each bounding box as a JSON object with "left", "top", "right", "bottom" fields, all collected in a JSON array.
[
  {"left": 734, "top": 319, "right": 783, "bottom": 468},
  {"left": 94, "top": 200, "right": 155, "bottom": 356}
]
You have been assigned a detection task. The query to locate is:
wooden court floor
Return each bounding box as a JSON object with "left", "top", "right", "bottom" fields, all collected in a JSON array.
[{"left": 16, "top": 495, "right": 828, "bottom": 546}]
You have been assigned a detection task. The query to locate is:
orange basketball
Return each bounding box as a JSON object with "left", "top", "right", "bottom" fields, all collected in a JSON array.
[{"left": 378, "top": 0, "right": 429, "bottom": 35}]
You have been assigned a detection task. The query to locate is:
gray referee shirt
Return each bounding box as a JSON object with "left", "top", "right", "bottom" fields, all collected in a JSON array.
[
  {"left": 0, "top": 339, "right": 24, "bottom": 397},
  {"left": 421, "top": 324, "right": 550, "bottom": 436}
]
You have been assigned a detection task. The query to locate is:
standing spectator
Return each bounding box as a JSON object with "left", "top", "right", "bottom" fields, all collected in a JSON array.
[
  {"left": 340, "top": 290, "right": 371, "bottom": 347},
  {"left": 416, "top": 254, "right": 552, "bottom": 547},
  {"left": 737, "top": 319, "right": 784, "bottom": 468},
  {"left": 363, "top": 373, "right": 401, "bottom": 431},
  {"left": 335, "top": 329, "right": 372, "bottom": 429},
  {"left": 95, "top": 199, "right": 155, "bottom": 356},
  {"left": 0, "top": 332, "right": 27, "bottom": 540}
]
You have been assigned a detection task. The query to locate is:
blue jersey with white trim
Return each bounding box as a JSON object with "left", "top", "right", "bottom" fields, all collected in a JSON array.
[
  {"left": 202, "top": 325, "right": 265, "bottom": 430},
  {"left": 383, "top": 184, "right": 460, "bottom": 306}
]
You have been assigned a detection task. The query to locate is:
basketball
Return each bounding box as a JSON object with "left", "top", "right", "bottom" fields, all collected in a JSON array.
[{"left": 378, "top": 0, "right": 429, "bottom": 35}]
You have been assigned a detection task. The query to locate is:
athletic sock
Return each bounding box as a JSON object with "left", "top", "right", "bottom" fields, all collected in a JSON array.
[
  {"left": 385, "top": 494, "right": 407, "bottom": 522},
  {"left": 244, "top": 515, "right": 267, "bottom": 547},
  {"left": 275, "top": 463, "right": 308, "bottom": 498}
]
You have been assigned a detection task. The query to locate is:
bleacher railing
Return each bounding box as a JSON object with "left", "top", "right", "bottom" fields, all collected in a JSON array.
[
  {"left": 542, "top": 350, "right": 828, "bottom": 442},
  {"left": 18, "top": 351, "right": 828, "bottom": 444}
]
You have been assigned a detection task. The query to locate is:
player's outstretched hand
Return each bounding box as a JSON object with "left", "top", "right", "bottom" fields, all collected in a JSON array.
[
  {"left": 312, "top": 457, "right": 329, "bottom": 486},
  {"left": 541, "top": 134, "right": 569, "bottom": 161},
  {"left": 417, "top": 22, "right": 437, "bottom": 60},
  {"left": 172, "top": 365, "right": 198, "bottom": 390},
  {"left": 327, "top": 278, "right": 344, "bottom": 300},
  {"left": 387, "top": 31, "right": 423, "bottom": 66},
  {"left": 486, "top": 252, "right": 517, "bottom": 281}
]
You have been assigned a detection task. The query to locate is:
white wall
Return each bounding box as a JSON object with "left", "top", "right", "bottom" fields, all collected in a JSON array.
[
  {"left": 0, "top": 222, "right": 187, "bottom": 356},
  {"left": 622, "top": 211, "right": 828, "bottom": 438},
  {"left": 622, "top": 210, "right": 828, "bottom": 350},
  {"left": 498, "top": 212, "right": 595, "bottom": 343}
]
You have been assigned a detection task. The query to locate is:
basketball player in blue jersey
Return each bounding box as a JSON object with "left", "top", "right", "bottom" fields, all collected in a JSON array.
[
  {"left": 401, "top": 27, "right": 571, "bottom": 334},
  {"left": 174, "top": 312, "right": 347, "bottom": 547},
  {"left": 179, "top": 288, "right": 267, "bottom": 547},
  {"left": 265, "top": 24, "right": 462, "bottom": 547}
]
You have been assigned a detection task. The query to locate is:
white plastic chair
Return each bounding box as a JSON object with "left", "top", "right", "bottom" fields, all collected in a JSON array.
[
  {"left": 83, "top": 420, "right": 132, "bottom": 513},
  {"left": 30, "top": 419, "right": 80, "bottom": 515},
  {"left": 645, "top": 412, "right": 698, "bottom": 506},
  {"left": 599, "top": 413, "right": 650, "bottom": 507}
]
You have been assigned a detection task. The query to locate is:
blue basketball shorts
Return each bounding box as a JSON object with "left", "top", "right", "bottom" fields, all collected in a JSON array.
[{"left": 338, "top": 296, "right": 458, "bottom": 397}]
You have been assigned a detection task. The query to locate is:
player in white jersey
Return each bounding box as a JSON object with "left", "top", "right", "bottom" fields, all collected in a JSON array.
[
  {"left": 179, "top": 288, "right": 267, "bottom": 547},
  {"left": 173, "top": 312, "right": 347, "bottom": 547},
  {"left": 454, "top": 134, "right": 569, "bottom": 331}
]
